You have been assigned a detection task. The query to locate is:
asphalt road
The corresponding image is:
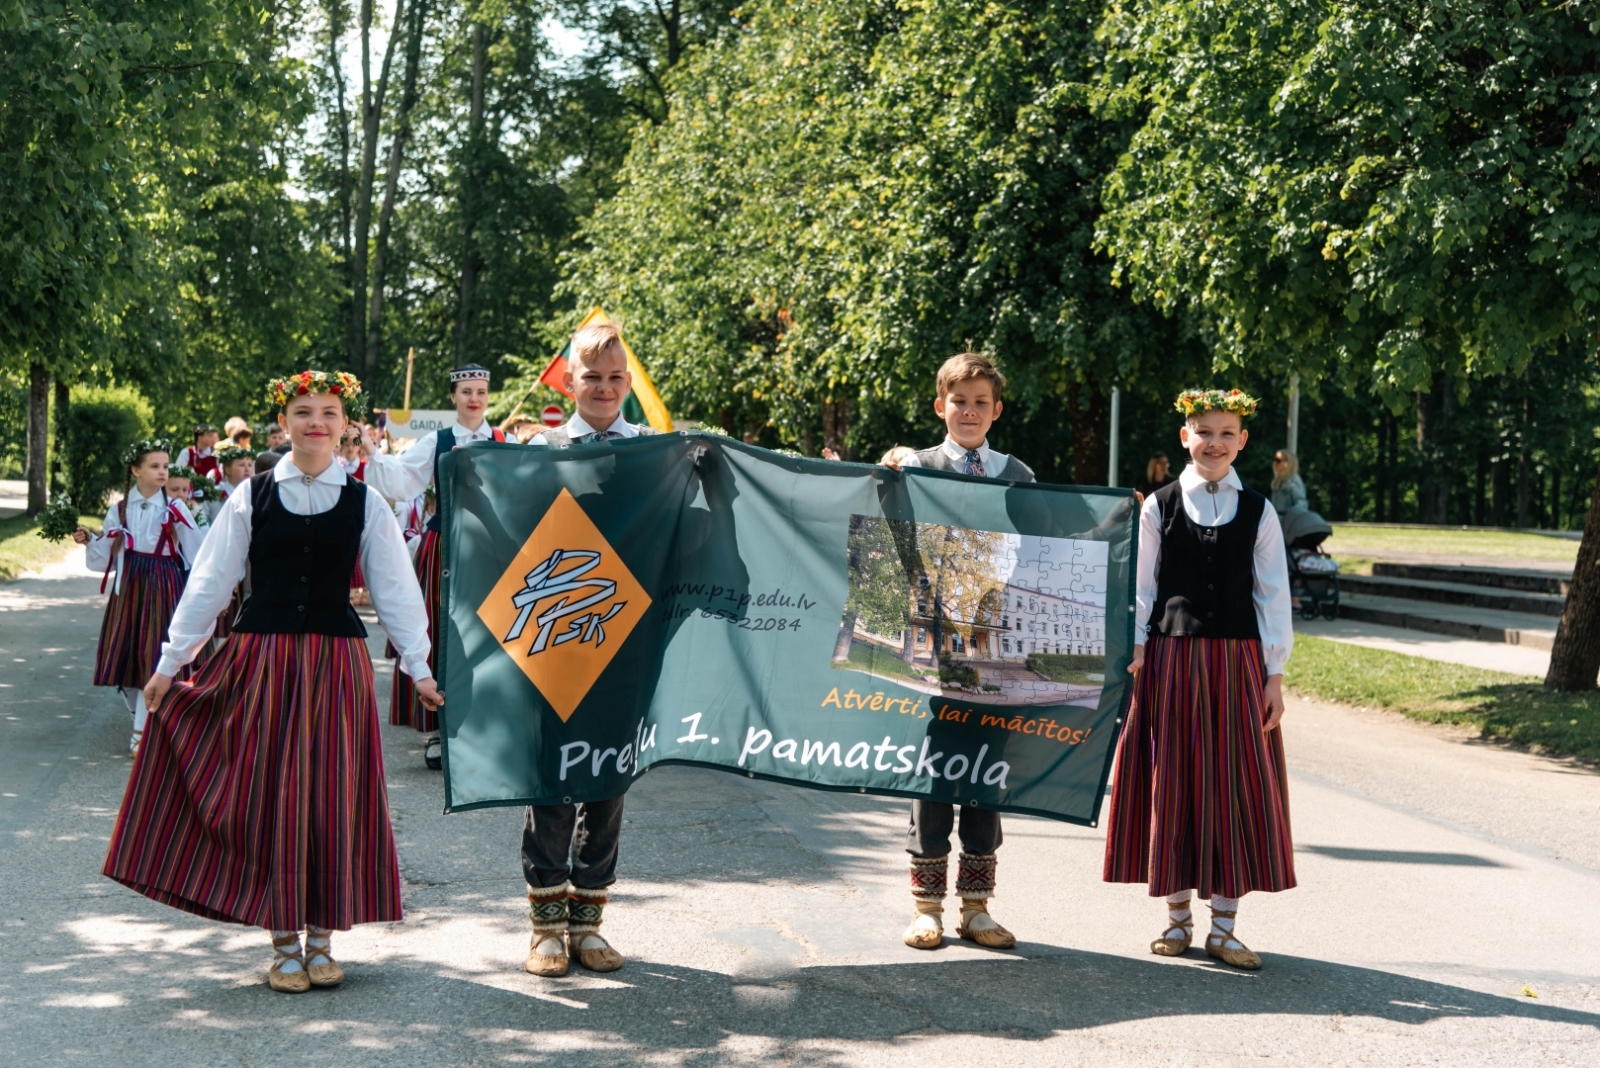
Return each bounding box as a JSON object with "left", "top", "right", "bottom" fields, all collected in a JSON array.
[{"left": 2, "top": 556, "right": 1597, "bottom": 1066}]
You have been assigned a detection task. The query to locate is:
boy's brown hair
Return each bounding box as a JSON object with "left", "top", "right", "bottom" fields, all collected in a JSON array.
[
  {"left": 570, "top": 322, "right": 626, "bottom": 369},
  {"left": 936, "top": 351, "right": 1005, "bottom": 400}
]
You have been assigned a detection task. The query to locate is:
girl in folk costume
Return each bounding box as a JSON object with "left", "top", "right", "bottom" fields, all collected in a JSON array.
[
  {"left": 101, "top": 370, "right": 441, "bottom": 994},
  {"left": 203, "top": 445, "right": 257, "bottom": 649},
  {"left": 359, "top": 364, "right": 504, "bottom": 769},
  {"left": 175, "top": 424, "right": 222, "bottom": 483},
  {"left": 73, "top": 440, "right": 205, "bottom": 755},
  {"left": 1104, "top": 389, "right": 1295, "bottom": 970}
]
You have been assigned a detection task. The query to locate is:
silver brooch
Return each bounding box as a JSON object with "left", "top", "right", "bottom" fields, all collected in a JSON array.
[
  {"left": 301, "top": 474, "right": 315, "bottom": 486},
  {"left": 1205, "top": 480, "right": 1219, "bottom": 494},
  {"left": 139, "top": 500, "right": 150, "bottom": 510}
]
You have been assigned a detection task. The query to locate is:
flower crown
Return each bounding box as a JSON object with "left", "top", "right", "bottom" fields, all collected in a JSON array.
[
  {"left": 214, "top": 445, "right": 255, "bottom": 467},
  {"left": 167, "top": 464, "right": 197, "bottom": 481},
  {"left": 266, "top": 370, "right": 363, "bottom": 409},
  {"left": 190, "top": 472, "right": 222, "bottom": 503},
  {"left": 122, "top": 438, "right": 173, "bottom": 467},
  {"left": 1174, "top": 388, "right": 1258, "bottom": 419}
]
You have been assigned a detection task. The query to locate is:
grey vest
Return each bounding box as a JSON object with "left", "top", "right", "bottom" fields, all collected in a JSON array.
[
  {"left": 539, "top": 422, "right": 662, "bottom": 447},
  {"left": 912, "top": 446, "right": 1035, "bottom": 483}
]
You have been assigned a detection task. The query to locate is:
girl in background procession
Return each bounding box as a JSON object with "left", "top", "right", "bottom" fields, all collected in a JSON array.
[
  {"left": 101, "top": 371, "right": 441, "bottom": 994},
  {"left": 339, "top": 426, "right": 372, "bottom": 605},
  {"left": 1104, "top": 388, "right": 1295, "bottom": 970},
  {"left": 358, "top": 364, "right": 504, "bottom": 769},
  {"left": 73, "top": 440, "right": 204, "bottom": 754}
]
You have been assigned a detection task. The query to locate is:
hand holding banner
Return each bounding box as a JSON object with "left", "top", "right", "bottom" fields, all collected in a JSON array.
[{"left": 438, "top": 434, "right": 1137, "bottom": 825}]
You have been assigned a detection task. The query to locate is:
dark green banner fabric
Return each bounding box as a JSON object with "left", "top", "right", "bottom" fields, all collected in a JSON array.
[{"left": 437, "top": 433, "right": 1138, "bottom": 825}]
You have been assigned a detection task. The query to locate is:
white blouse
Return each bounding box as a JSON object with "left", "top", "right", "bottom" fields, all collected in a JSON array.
[
  {"left": 363, "top": 420, "right": 498, "bottom": 503},
  {"left": 1134, "top": 465, "right": 1294, "bottom": 675},
  {"left": 84, "top": 488, "right": 205, "bottom": 594},
  {"left": 155, "top": 457, "right": 433, "bottom": 682}
]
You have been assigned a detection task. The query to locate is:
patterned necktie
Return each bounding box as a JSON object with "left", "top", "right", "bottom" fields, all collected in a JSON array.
[
  {"left": 586, "top": 430, "right": 622, "bottom": 443},
  {"left": 963, "top": 449, "right": 985, "bottom": 477}
]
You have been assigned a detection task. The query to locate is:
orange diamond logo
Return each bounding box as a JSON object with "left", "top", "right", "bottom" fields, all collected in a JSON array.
[{"left": 477, "top": 487, "right": 651, "bottom": 721}]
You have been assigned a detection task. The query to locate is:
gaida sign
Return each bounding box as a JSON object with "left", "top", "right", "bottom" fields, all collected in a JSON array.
[{"left": 380, "top": 409, "right": 458, "bottom": 439}]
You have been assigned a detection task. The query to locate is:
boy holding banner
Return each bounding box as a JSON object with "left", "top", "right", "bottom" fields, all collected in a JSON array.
[
  {"left": 1103, "top": 389, "right": 1295, "bottom": 970},
  {"left": 522, "top": 321, "right": 660, "bottom": 978},
  {"left": 894, "top": 352, "right": 1031, "bottom": 951}
]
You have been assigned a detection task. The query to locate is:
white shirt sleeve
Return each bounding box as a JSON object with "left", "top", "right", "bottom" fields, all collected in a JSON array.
[
  {"left": 360, "top": 489, "right": 433, "bottom": 682},
  {"left": 1132, "top": 493, "right": 1162, "bottom": 647},
  {"left": 169, "top": 500, "right": 208, "bottom": 566},
  {"left": 364, "top": 431, "right": 436, "bottom": 503},
  {"left": 156, "top": 488, "right": 254, "bottom": 676},
  {"left": 84, "top": 501, "right": 120, "bottom": 574},
  {"left": 1253, "top": 505, "right": 1294, "bottom": 675}
]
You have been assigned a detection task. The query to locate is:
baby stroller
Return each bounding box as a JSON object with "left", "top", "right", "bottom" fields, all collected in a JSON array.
[{"left": 1281, "top": 507, "right": 1339, "bottom": 620}]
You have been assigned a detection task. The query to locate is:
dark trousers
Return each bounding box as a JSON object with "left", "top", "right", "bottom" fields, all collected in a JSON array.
[
  {"left": 521, "top": 797, "right": 624, "bottom": 890},
  {"left": 906, "top": 800, "right": 1002, "bottom": 858}
]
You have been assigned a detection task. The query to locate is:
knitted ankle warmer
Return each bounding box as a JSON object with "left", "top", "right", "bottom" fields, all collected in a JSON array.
[
  {"left": 910, "top": 856, "right": 948, "bottom": 901},
  {"left": 569, "top": 886, "right": 608, "bottom": 935},
  {"left": 528, "top": 882, "right": 570, "bottom": 936},
  {"left": 955, "top": 852, "right": 997, "bottom": 900}
]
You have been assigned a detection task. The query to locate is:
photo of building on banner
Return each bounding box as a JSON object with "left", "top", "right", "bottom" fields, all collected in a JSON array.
[{"left": 836, "top": 518, "right": 1109, "bottom": 710}]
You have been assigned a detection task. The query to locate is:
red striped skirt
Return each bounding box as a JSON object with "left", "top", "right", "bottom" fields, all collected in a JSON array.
[
  {"left": 93, "top": 551, "right": 187, "bottom": 689},
  {"left": 389, "top": 528, "right": 439, "bottom": 733},
  {"left": 102, "top": 632, "right": 402, "bottom": 931},
  {"left": 1103, "top": 635, "right": 1296, "bottom": 898}
]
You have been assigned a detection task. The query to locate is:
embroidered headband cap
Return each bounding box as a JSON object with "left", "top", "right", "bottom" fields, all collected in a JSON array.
[
  {"left": 215, "top": 445, "right": 255, "bottom": 467},
  {"left": 449, "top": 364, "right": 491, "bottom": 383},
  {"left": 122, "top": 438, "right": 173, "bottom": 467},
  {"left": 266, "top": 370, "right": 364, "bottom": 409},
  {"left": 192, "top": 423, "right": 217, "bottom": 435},
  {"left": 1174, "top": 388, "right": 1259, "bottom": 419}
]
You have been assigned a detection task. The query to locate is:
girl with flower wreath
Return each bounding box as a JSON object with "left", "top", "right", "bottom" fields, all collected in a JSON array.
[
  {"left": 1103, "top": 388, "right": 1296, "bottom": 970},
  {"left": 73, "top": 440, "right": 205, "bottom": 754},
  {"left": 357, "top": 363, "right": 504, "bottom": 769},
  {"left": 101, "top": 370, "right": 442, "bottom": 994}
]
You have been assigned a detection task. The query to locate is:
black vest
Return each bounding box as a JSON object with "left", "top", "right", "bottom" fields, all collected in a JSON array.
[
  {"left": 427, "top": 425, "right": 507, "bottom": 531},
  {"left": 233, "top": 471, "right": 368, "bottom": 637},
  {"left": 1149, "top": 478, "right": 1264, "bottom": 641},
  {"left": 538, "top": 422, "right": 662, "bottom": 448},
  {"left": 911, "top": 445, "right": 1036, "bottom": 483}
]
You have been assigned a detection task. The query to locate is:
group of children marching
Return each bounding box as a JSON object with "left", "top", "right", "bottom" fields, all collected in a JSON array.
[{"left": 83, "top": 325, "right": 1296, "bottom": 993}]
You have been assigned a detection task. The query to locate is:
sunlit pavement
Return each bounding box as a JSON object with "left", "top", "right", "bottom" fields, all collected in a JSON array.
[{"left": 3, "top": 557, "right": 1598, "bottom": 1066}]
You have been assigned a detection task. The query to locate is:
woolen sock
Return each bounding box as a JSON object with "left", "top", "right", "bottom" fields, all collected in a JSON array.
[
  {"left": 1164, "top": 892, "right": 1193, "bottom": 940},
  {"left": 1208, "top": 895, "right": 1244, "bottom": 950},
  {"left": 271, "top": 930, "right": 304, "bottom": 973},
  {"left": 305, "top": 926, "right": 333, "bottom": 965}
]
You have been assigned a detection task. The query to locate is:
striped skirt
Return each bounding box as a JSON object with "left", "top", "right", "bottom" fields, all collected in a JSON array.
[
  {"left": 1103, "top": 635, "right": 1296, "bottom": 898},
  {"left": 102, "top": 632, "right": 402, "bottom": 931},
  {"left": 389, "top": 528, "right": 439, "bottom": 733},
  {"left": 93, "top": 551, "right": 187, "bottom": 689}
]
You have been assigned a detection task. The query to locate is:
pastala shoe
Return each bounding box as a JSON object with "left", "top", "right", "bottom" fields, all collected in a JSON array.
[
  {"left": 956, "top": 899, "right": 1016, "bottom": 949},
  {"left": 268, "top": 934, "right": 310, "bottom": 994},
  {"left": 1204, "top": 909, "right": 1262, "bottom": 970}
]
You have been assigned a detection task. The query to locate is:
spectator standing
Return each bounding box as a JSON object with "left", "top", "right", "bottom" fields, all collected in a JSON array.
[
  {"left": 1270, "top": 451, "right": 1308, "bottom": 515},
  {"left": 1136, "top": 452, "right": 1177, "bottom": 496}
]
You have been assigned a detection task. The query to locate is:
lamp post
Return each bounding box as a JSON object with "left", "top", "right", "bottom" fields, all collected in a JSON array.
[
  {"left": 1108, "top": 385, "right": 1121, "bottom": 488},
  {"left": 1286, "top": 374, "right": 1301, "bottom": 456}
]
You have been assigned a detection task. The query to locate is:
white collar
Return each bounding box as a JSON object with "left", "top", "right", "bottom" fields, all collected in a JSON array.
[
  {"left": 453, "top": 419, "right": 494, "bottom": 440},
  {"left": 940, "top": 436, "right": 990, "bottom": 461},
  {"left": 565, "top": 412, "right": 637, "bottom": 439},
  {"left": 1178, "top": 464, "right": 1242, "bottom": 492},
  {"left": 273, "top": 455, "right": 348, "bottom": 486},
  {"left": 127, "top": 486, "right": 164, "bottom": 505}
]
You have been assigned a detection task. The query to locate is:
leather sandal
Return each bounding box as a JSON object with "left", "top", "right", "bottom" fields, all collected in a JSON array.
[
  {"left": 524, "top": 933, "right": 570, "bottom": 977},
  {"left": 304, "top": 934, "right": 344, "bottom": 988},
  {"left": 1204, "top": 909, "right": 1262, "bottom": 970},
  {"left": 1151, "top": 900, "right": 1194, "bottom": 956},
  {"left": 572, "top": 932, "right": 623, "bottom": 973},
  {"left": 956, "top": 900, "right": 1016, "bottom": 949},
  {"left": 268, "top": 934, "right": 310, "bottom": 994},
  {"left": 903, "top": 913, "right": 944, "bottom": 950}
]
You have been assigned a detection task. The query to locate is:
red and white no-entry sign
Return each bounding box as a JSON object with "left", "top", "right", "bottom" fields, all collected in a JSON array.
[{"left": 540, "top": 404, "right": 564, "bottom": 428}]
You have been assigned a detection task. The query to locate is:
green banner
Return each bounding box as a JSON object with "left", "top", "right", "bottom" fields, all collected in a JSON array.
[{"left": 437, "top": 433, "right": 1137, "bottom": 825}]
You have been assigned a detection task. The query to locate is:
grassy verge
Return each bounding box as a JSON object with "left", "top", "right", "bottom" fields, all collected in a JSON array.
[
  {"left": 1286, "top": 634, "right": 1600, "bottom": 763},
  {"left": 1329, "top": 523, "right": 1578, "bottom": 564},
  {"left": 1027, "top": 652, "right": 1107, "bottom": 684},
  {"left": 834, "top": 639, "right": 926, "bottom": 681},
  {"left": 0, "top": 513, "right": 101, "bottom": 582}
]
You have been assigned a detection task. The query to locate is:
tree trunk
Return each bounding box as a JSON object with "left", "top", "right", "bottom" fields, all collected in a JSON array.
[
  {"left": 1545, "top": 454, "right": 1600, "bottom": 689},
  {"left": 1516, "top": 400, "right": 1531, "bottom": 529},
  {"left": 25, "top": 363, "right": 49, "bottom": 516},
  {"left": 50, "top": 377, "right": 68, "bottom": 496},
  {"left": 351, "top": 0, "right": 405, "bottom": 371},
  {"left": 822, "top": 399, "right": 849, "bottom": 460},
  {"left": 1068, "top": 381, "right": 1108, "bottom": 486},
  {"left": 1552, "top": 466, "right": 1562, "bottom": 529},
  {"left": 1415, "top": 376, "right": 1450, "bottom": 524},
  {"left": 329, "top": 1, "right": 354, "bottom": 357},
  {"left": 455, "top": 15, "right": 488, "bottom": 362},
  {"left": 366, "top": 0, "right": 428, "bottom": 371},
  {"left": 832, "top": 612, "right": 855, "bottom": 662},
  {"left": 1491, "top": 453, "right": 1509, "bottom": 526}
]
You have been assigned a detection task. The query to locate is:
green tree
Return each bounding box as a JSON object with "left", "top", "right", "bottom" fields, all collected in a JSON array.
[{"left": 1094, "top": 0, "right": 1600, "bottom": 687}]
